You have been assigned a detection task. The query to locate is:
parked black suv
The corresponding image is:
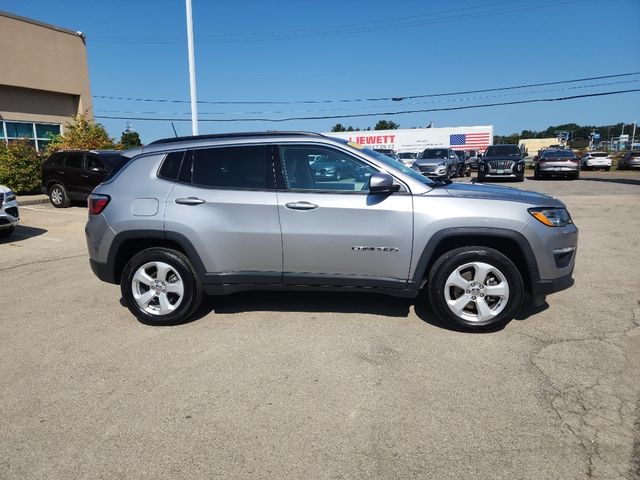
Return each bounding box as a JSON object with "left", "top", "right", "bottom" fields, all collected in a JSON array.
[
  {"left": 477, "top": 145, "right": 525, "bottom": 182},
  {"left": 42, "top": 150, "right": 130, "bottom": 208}
]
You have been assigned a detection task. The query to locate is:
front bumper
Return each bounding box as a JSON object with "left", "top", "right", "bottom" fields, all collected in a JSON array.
[{"left": 529, "top": 272, "right": 574, "bottom": 305}]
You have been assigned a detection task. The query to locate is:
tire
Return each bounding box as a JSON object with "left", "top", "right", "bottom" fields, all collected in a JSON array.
[
  {"left": 516, "top": 174, "right": 524, "bottom": 182},
  {"left": 426, "top": 246, "right": 524, "bottom": 331},
  {"left": 477, "top": 172, "right": 486, "bottom": 182},
  {"left": 120, "top": 247, "right": 203, "bottom": 325},
  {"left": 48, "top": 183, "right": 71, "bottom": 208},
  {"left": 572, "top": 171, "right": 580, "bottom": 180},
  {"left": 604, "top": 167, "right": 610, "bottom": 171},
  {"left": 0, "top": 226, "right": 15, "bottom": 238},
  {"left": 533, "top": 168, "right": 542, "bottom": 180},
  {"left": 465, "top": 168, "right": 471, "bottom": 177}
]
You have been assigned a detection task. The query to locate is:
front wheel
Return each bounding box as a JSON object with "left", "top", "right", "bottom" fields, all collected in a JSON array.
[
  {"left": 426, "top": 246, "right": 524, "bottom": 331},
  {"left": 121, "top": 248, "right": 203, "bottom": 325}
]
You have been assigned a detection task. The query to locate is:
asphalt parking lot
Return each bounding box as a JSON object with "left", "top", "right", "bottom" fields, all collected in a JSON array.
[{"left": 1, "top": 170, "right": 639, "bottom": 479}]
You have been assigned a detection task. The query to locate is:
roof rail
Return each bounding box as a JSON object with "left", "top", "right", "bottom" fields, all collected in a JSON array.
[{"left": 148, "top": 131, "right": 326, "bottom": 146}]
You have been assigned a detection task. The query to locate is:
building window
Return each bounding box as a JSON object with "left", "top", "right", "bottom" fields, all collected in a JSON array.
[{"left": 1, "top": 121, "right": 61, "bottom": 152}]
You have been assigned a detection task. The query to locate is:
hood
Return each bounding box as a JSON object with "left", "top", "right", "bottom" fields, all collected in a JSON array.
[
  {"left": 0, "top": 184, "right": 11, "bottom": 194},
  {"left": 481, "top": 154, "right": 522, "bottom": 162},
  {"left": 415, "top": 158, "right": 449, "bottom": 166},
  {"left": 442, "top": 182, "right": 563, "bottom": 206}
]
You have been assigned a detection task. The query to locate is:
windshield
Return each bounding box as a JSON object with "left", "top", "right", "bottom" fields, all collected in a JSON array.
[
  {"left": 398, "top": 152, "right": 416, "bottom": 159},
  {"left": 485, "top": 145, "right": 521, "bottom": 156},
  {"left": 363, "top": 148, "right": 437, "bottom": 187},
  {"left": 421, "top": 149, "right": 448, "bottom": 159},
  {"left": 542, "top": 150, "right": 575, "bottom": 158},
  {"left": 590, "top": 152, "right": 608, "bottom": 158}
]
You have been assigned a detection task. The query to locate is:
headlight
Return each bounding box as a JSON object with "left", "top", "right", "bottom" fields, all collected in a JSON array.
[
  {"left": 438, "top": 161, "right": 447, "bottom": 167},
  {"left": 528, "top": 207, "right": 573, "bottom": 227},
  {"left": 5, "top": 191, "right": 16, "bottom": 202},
  {"left": 326, "top": 168, "right": 335, "bottom": 174}
]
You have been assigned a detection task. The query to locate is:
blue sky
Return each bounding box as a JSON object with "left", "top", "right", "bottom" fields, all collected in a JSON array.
[{"left": 3, "top": 0, "right": 640, "bottom": 142}]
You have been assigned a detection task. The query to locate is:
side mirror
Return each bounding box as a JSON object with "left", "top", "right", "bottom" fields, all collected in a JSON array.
[{"left": 369, "top": 172, "right": 399, "bottom": 194}]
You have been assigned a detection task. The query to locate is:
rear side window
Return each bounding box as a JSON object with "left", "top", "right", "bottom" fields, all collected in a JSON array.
[
  {"left": 191, "top": 145, "right": 273, "bottom": 189},
  {"left": 158, "top": 151, "right": 185, "bottom": 180},
  {"left": 46, "top": 153, "right": 64, "bottom": 167},
  {"left": 64, "top": 153, "right": 84, "bottom": 169},
  {"left": 87, "top": 155, "right": 105, "bottom": 171}
]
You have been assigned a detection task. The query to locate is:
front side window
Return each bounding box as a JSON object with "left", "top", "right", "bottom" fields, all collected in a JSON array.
[
  {"left": 191, "top": 145, "right": 273, "bottom": 189},
  {"left": 280, "top": 145, "right": 377, "bottom": 192}
]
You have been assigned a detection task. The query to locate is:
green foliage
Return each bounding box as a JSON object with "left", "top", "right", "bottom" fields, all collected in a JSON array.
[
  {"left": 46, "top": 113, "right": 116, "bottom": 154},
  {"left": 374, "top": 119, "right": 399, "bottom": 130},
  {"left": 120, "top": 130, "right": 142, "bottom": 149},
  {"left": 0, "top": 139, "right": 43, "bottom": 194}
]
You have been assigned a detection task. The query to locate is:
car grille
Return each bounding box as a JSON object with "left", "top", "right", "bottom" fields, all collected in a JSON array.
[
  {"left": 488, "top": 161, "right": 514, "bottom": 170},
  {"left": 418, "top": 165, "right": 437, "bottom": 173},
  {"left": 5, "top": 207, "right": 18, "bottom": 218}
]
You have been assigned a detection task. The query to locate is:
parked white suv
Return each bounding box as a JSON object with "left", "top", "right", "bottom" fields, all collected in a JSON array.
[
  {"left": 0, "top": 185, "right": 19, "bottom": 238},
  {"left": 580, "top": 152, "right": 612, "bottom": 171}
]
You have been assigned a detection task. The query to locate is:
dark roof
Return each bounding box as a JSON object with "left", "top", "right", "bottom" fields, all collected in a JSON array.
[
  {"left": 0, "top": 10, "right": 85, "bottom": 39},
  {"left": 148, "top": 131, "right": 326, "bottom": 146}
]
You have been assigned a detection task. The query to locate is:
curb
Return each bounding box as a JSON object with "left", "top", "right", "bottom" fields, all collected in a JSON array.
[{"left": 18, "top": 196, "right": 50, "bottom": 207}]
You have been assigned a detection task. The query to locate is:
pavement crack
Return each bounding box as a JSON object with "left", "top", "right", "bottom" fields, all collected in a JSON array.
[{"left": 0, "top": 253, "right": 87, "bottom": 272}]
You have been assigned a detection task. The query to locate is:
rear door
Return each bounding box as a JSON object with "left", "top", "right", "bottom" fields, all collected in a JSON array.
[
  {"left": 163, "top": 145, "right": 282, "bottom": 283},
  {"left": 62, "top": 152, "right": 85, "bottom": 196},
  {"left": 275, "top": 143, "right": 414, "bottom": 288}
]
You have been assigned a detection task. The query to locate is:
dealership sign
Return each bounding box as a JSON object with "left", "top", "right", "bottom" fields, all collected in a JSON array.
[{"left": 323, "top": 125, "right": 494, "bottom": 153}]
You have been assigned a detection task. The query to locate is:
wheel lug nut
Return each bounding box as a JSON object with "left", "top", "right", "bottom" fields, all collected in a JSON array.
[
  {"left": 480, "top": 293, "right": 484, "bottom": 297},
  {"left": 479, "top": 285, "right": 484, "bottom": 289},
  {"left": 471, "top": 296, "right": 476, "bottom": 300},
  {"left": 466, "top": 290, "right": 470, "bottom": 294}
]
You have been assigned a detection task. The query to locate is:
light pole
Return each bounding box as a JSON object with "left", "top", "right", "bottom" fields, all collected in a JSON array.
[{"left": 185, "top": 0, "right": 199, "bottom": 136}]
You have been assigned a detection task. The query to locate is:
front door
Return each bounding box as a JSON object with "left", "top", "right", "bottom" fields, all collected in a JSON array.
[{"left": 276, "top": 144, "right": 414, "bottom": 288}]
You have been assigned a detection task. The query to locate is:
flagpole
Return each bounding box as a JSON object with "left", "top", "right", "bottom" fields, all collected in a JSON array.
[{"left": 185, "top": 0, "right": 198, "bottom": 136}]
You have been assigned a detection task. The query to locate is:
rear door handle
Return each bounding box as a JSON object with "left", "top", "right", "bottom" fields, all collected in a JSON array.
[
  {"left": 285, "top": 201, "right": 318, "bottom": 211},
  {"left": 175, "top": 197, "right": 205, "bottom": 205}
]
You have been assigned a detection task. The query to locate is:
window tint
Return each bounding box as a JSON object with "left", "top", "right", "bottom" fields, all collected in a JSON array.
[
  {"left": 486, "top": 145, "right": 521, "bottom": 156},
  {"left": 159, "top": 151, "right": 185, "bottom": 180},
  {"left": 280, "top": 145, "right": 377, "bottom": 192},
  {"left": 65, "top": 153, "right": 84, "bottom": 169},
  {"left": 421, "top": 149, "right": 449, "bottom": 159},
  {"left": 47, "top": 153, "right": 64, "bottom": 167},
  {"left": 191, "top": 145, "right": 272, "bottom": 189},
  {"left": 87, "top": 155, "right": 105, "bottom": 171}
]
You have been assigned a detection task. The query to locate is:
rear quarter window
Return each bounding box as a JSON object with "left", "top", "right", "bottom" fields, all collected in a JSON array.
[{"left": 191, "top": 145, "right": 273, "bottom": 189}]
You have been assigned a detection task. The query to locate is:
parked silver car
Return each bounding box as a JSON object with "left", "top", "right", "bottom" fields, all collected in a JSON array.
[
  {"left": 534, "top": 149, "right": 580, "bottom": 180},
  {"left": 413, "top": 148, "right": 459, "bottom": 179},
  {"left": 618, "top": 150, "right": 640, "bottom": 170},
  {"left": 0, "top": 184, "right": 19, "bottom": 237},
  {"left": 86, "top": 132, "right": 578, "bottom": 331}
]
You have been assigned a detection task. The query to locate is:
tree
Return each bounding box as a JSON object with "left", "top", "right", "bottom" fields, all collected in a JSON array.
[
  {"left": 120, "top": 130, "right": 142, "bottom": 149},
  {"left": 46, "top": 113, "right": 116, "bottom": 154},
  {"left": 374, "top": 119, "right": 399, "bottom": 130},
  {"left": 0, "top": 139, "right": 42, "bottom": 194},
  {"left": 331, "top": 123, "right": 346, "bottom": 132}
]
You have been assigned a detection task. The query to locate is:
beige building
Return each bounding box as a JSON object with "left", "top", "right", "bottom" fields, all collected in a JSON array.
[
  {"left": 519, "top": 138, "right": 560, "bottom": 157},
  {"left": 0, "top": 11, "right": 92, "bottom": 151}
]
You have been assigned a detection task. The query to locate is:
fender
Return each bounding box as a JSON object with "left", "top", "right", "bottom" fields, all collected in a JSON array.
[{"left": 410, "top": 227, "right": 539, "bottom": 285}]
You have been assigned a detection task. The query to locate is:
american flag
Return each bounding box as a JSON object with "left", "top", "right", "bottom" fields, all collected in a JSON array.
[{"left": 449, "top": 132, "right": 491, "bottom": 150}]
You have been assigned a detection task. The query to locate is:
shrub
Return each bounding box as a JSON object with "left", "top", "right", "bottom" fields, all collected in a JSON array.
[
  {"left": 0, "top": 139, "right": 43, "bottom": 194},
  {"left": 46, "top": 112, "right": 116, "bottom": 155}
]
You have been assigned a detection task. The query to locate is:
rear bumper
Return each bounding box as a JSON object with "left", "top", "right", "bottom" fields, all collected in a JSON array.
[{"left": 90, "top": 258, "right": 117, "bottom": 284}]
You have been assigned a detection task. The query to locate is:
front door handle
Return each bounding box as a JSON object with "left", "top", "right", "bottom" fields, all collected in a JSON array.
[
  {"left": 285, "top": 201, "right": 318, "bottom": 211},
  {"left": 175, "top": 197, "right": 205, "bottom": 205}
]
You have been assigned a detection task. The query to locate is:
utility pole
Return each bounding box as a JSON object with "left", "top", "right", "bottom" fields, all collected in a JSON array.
[
  {"left": 632, "top": 121, "right": 637, "bottom": 150},
  {"left": 185, "top": 0, "right": 199, "bottom": 136}
]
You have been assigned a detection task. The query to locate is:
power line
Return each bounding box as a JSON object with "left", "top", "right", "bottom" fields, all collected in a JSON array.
[
  {"left": 93, "top": 88, "right": 640, "bottom": 123},
  {"left": 93, "top": 71, "right": 640, "bottom": 106},
  {"left": 94, "top": 79, "right": 640, "bottom": 116}
]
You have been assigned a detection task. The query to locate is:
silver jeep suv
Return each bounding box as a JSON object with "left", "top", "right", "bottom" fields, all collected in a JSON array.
[{"left": 86, "top": 132, "right": 578, "bottom": 331}]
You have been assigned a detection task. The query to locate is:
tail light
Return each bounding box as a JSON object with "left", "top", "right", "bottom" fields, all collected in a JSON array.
[{"left": 88, "top": 194, "right": 110, "bottom": 215}]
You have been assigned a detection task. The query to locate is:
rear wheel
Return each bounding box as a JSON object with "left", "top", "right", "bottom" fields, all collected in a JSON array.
[
  {"left": 49, "top": 183, "right": 71, "bottom": 208},
  {"left": 427, "top": 246, "right": 524, "bottom": 331},
  {"left": 121, "top": 247, "right": 203, "bottom": 325},
  {"left": 534, "top": 167, "right": 542, "bottom": 180}
]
